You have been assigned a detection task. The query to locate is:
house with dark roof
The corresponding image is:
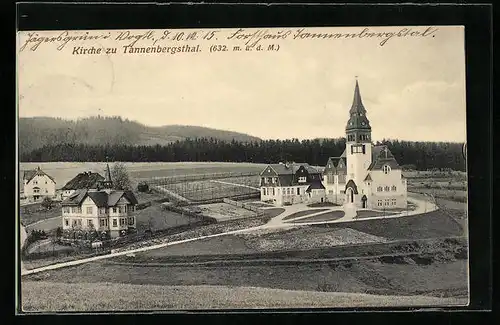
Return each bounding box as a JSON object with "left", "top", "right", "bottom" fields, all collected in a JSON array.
[
  {"left": 22, "top": 166, "right": 56, "bottom": 202},
  {"left": 259, "top": 162, "right": 326, "bottom": 206},
  {"left": 61, "top": 164, "right": 138, "bottom": 238},
  {"left": 321, "top": 79, "right": 407, "bottom": 209},
  {"left": 322, "top": 153, "right": 348, "bottom": 205},
  {"left": 60, "top": 171, "right": 105, "bottom": 200}
]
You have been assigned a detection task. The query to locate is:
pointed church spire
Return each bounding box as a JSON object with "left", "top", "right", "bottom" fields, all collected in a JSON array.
[
  {"left": 105, "top": 163, "right": 112, "bottom": 183},
  {"left": 349, "top": 78, "right": 366, "bottom": 115},
  {"left": 346, "top": 78, "right": 371, "bottom": 132}
]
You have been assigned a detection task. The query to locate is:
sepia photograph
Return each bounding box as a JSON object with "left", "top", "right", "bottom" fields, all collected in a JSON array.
[{"left": 17, "top": 25, "right": 469, "bottom": 312}]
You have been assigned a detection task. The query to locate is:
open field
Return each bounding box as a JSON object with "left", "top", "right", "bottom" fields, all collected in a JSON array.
[
  {"left": 21, "top": 281, "right": 467, "bottom": 311},
  {"left": 20, "top": 162, "right": 267, "bottom": 190},
  {"left": 120, "top": 208, "right": 465, "bottom": 261},
  {"left": 316, "top": 209, "right": 465, "bottom": 240},
  {"left": 22, "top": 243, "right": 468, "bottom": 308}
]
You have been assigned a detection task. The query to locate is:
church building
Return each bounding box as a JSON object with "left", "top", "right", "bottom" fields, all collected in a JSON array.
[{"left": 322, "top": 79, "right": 407, "bottom": 209}]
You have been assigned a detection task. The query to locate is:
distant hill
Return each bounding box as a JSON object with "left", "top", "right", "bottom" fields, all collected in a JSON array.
[{"left": 18, "top": 116, "right": 262, "bottom": 155}]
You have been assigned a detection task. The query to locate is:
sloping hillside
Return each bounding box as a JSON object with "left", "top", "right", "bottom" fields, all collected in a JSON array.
[{"left": 18, "top": 116, "right": 261, "bottom": 155}]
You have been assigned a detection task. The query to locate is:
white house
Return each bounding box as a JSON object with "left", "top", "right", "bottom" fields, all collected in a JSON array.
[
  {"left": 324, "top": 79, "right": 407, "bottom": 209},
  {"left": 61, "top": 164, "right": 138, "bottom": 238},
  {"left": 259, "top": 162, "right": 326, "bottom": 206},
  {"left": 22, "top": 166, "right": 56, "bottom": 202}
]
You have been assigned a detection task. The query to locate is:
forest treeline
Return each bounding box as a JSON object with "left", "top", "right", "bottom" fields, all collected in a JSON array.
[
  {"left": 19, "top": 116, "right": 261, "bottom": 155},
  {"left": 21, "top": 138, "right": 466, "bottom": 171}
]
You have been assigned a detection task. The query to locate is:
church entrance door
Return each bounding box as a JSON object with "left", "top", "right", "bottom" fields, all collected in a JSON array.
[
  {"left": 346, "top": 188, "right": 354, "bottom": 203},
  {"left": 361, "top": 195, "right": 367, "bottom": 208}
]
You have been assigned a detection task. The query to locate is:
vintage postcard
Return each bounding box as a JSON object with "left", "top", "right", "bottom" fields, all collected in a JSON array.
[{"left": 17, "top": 26, "right": 468, "bottom": 312}]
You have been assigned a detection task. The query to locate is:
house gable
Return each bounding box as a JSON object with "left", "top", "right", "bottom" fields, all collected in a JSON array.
[{"left": 260, "top": 165, "right": 279, "bottom": 177}]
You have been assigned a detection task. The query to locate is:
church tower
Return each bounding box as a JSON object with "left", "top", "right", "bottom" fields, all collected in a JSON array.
[
  {"left": 98, "top": 163, "right": 114, "bottom": 193},
  {"left": 345, "top": 78, "right": 372, "bottom": 194}
]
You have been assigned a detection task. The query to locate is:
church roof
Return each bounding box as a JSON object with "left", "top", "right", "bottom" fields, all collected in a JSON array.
[
  {"left": 346, "top": 79, "right": 372, "bottom": 131},
  {"left": 306, "top": 181, "right": 326, "bottom": 192},
  {"left": 368, "top": 145, "right": 401, "bottom": 171},
  {"left": 61, "top": 172, "right": 104, "bottom": 190}
]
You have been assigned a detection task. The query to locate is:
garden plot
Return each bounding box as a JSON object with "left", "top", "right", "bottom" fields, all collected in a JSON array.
[
  {"left": 158, "top": 178, "right": 259, "bottom": 201},
  {"left": 196, "top": 203, "right": 256, "bottom": 221},
  {"left": 242, "top": 227, "right": 388, "bottom": 252}
]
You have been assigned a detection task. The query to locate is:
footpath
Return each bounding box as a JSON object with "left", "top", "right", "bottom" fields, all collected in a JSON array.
[{"left": 21, "top": 194, "right": 438, "bottom": 276}]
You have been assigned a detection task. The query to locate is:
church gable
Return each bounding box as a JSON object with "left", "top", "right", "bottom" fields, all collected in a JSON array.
[{"left": 368, "top": 145, "right": 401, "bottom": 171}]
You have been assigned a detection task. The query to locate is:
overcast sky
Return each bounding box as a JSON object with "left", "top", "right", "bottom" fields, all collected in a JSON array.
[{"left": 17, "top": 26, "right": 466, "bottom": 142}]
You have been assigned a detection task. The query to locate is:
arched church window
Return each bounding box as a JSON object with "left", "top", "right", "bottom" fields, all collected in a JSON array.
[{"left": 383, "top": 165, "right": 391, "bottom": 174}]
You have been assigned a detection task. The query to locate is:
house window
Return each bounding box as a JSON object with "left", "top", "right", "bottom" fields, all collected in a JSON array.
[
  {"left": 297, "top": 188, "right": 300, "bottom": 195},
  {"left": 377, "top": 200, "right": 382, "bottom": 207},
  {"left": 298, "top": 176, "right": 306, "bottom": 183},
  {"left": 72, "top": 220, "right": 77, "bottom": 227},
  {"left": 113, "top": 207, "right": 117, "bottom": 213},
  {"left": 128, "top": 217, "right": 134, "bottom": 226},
  {"left": 63, "top": 207, "right": 70, "bottom": 214},
  {"left": 124, "top": 205, "right": 128, "bottom": 213},
  {"left": 76, "top": 219, "right": 82, "bottom": 226},
  {"left": 72, "top": 207, "right": 82, "bottom": 214},
  {"left": 64, "top": 218, "right": 69, "bottom": 226},
  {"left": 266, "top": 177, "right": 271, "bottom": 183},
  {"left": 384, "top": 186, "right": 390, "bottom": 192},
  {"left": 86, "top": 207, "right": 93, "bottom": 215},
  {"left": 391, "top": 199, "right": 397, "bottom": 206},
  {"left": 329, "top": 190, "right": 333, "bottom": 194},
  {"left": 88, "top": 219, "right": 93, "bottom": 227},
  {"left": 377, "top": 186, "right": 383, "bottom": 192},
  {"left": 100, "top": 208, "right": 106, "bottom": 214},
  {"left": 33, "top": 181, "right": 37, "bottom": 185},
  {"left": 271, "top": 177, "right": 275, "bottom": 184},
  {"left": 384, "top": 199, "right": 389, "bottom": 206},
  {"left": 262, "top": 188, "right": 266, "bottom": 196},
  {"left": 261, "top": 178, "right": 265, "bottom": 184},
  {"left": 383, "top": 165, "right": 391, "bottom": 174},
  {"left": 100, "top": 219, "right": 105, "bottom": 227},
  {"left": 391, "top": 185, "right": 397, "bottom": 191},
  {"left": 112, "top": 219, "right": 117, "bottom": 227},
  {"left": 271, "top": 188, "right": 275, "bottom": 196},
  {"left": 33, "top": 188, "right": 40, "bottom": 193}
]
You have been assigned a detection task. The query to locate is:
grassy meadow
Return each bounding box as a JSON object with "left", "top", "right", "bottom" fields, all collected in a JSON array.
[{"left": 21, "top": 281, "right": 468, "bottom": 311}]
